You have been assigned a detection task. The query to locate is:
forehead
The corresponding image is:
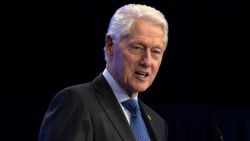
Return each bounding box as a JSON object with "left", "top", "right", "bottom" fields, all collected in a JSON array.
[
  {"left": 127, "top": 19, "right": 165, "bottom": 48},
  {"left": 132, "top": 19, "right": 163, "bottom": 34}
]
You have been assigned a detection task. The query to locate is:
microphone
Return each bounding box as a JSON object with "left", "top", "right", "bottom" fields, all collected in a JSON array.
[{"left": 215, "top": 125, "right": 224, "bottom": 141}]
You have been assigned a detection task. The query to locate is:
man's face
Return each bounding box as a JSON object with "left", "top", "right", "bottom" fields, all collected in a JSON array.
[{"left": 107, "top": 19, "right": 165, "bottom": 97}]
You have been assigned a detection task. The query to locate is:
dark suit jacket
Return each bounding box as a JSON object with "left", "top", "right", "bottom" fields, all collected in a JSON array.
[{"left": 38, "top": 74, "right": 168, "bottom": 141}]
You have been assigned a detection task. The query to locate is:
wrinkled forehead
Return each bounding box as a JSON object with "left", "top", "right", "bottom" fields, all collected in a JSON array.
[{"left": 128, "top": 19, "right": 166, "bottom": 47}]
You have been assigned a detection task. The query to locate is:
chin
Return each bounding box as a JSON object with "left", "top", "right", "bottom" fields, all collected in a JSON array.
[
  {"left": 131, "top": 83, "right": 150, "bottom": 92},
  {"left": 137, "top": 86, "right": 149, "bottom": 92}
]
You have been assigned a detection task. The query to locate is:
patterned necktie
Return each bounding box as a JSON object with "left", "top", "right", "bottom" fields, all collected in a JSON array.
[{"left": 122, "top": 99, "right": 149, "bottom": 141}]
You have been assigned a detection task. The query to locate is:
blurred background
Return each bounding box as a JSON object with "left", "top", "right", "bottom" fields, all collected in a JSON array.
[{"left": 1, "top": 0, "right": 247, "bottom": 141}]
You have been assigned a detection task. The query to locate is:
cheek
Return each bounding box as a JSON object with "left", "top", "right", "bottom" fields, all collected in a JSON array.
[
  {"left": 152, "top": 62, "right": 161, "bottom": 74},
  {"left": 122, "top": 53, "right": 137, "bottom": 67},
  {"left": 115, "top": 54, "right": 133, "bottom": 74}
]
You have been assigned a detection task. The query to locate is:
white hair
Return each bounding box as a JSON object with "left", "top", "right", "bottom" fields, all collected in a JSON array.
[{"left": 104, "top": 4, "right": 169, "bottom": 61}]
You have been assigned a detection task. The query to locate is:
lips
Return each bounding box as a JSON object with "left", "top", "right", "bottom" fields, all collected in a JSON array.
[{"left": 135, "top": 71, "right": 149, "bottom": 78}]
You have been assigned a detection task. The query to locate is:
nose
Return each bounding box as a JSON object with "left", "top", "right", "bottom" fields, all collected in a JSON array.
[{"left": 139, "top": 50, "right": 152, "bottom": 67}]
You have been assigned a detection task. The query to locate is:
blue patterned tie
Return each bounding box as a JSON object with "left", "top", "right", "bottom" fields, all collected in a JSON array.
[{"left": 122, "top": 99, "right": 149, "bottom": 141}]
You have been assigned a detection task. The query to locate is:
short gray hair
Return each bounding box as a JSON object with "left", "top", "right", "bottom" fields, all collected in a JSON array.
[{"left": 104, "top": 4, "right": 169, "bottom": 61}]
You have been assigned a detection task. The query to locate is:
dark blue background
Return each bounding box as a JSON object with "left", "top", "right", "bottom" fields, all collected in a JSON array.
[{"left": 1, "top": 0, "right": 246, "bottom": 140}]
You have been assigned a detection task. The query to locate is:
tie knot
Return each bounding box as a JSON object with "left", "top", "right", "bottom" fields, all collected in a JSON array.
[{"left": 121, "top": 99, "right": 139, "bottom": 113}]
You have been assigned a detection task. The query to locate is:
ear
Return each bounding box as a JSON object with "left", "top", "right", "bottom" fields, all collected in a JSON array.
[{"left": 105, "top": 35, "right": 113, "bottom": 56}]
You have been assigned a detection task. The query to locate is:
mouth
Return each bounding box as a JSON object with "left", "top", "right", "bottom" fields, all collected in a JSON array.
[{"left": 135, "top": 71, "right": 149, "bottom": 78}]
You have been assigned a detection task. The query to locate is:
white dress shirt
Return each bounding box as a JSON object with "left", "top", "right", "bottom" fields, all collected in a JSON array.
[
  {"left": 103, "top": 68, "right": 138, "bottom": 124},
  {"left": 103, "top": 69, "right": 151, "bottom": 141}
]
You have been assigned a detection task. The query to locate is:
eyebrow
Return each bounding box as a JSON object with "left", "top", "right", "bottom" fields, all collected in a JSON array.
[{"left": 132, "top": 41, "right": 164, "bottom": 50}]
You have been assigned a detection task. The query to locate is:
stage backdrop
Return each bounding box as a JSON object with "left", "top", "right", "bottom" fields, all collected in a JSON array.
[{"left": 1, "top": 0, "right": 244, "bottom": 141}]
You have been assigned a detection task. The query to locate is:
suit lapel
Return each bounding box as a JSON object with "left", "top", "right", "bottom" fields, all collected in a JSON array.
[
  {"left": 92, "top": 74, "right": 135, "bottom": 141},
  {"left": 139, "top": 101, "right": 161, "bottom": 141}
]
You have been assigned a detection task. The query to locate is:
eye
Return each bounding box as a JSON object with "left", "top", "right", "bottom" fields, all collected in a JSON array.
[
  {"left": 151, "top": 48, "right": 163, "bottom": 59},
  {"left": 132, "top": 46, "right": 144, "bottom": 51},
  {"left": 152, "top": 49, "right": 162, "bottom": 54},
  {"left": 128, "top": 45, "right": 145, "bottom": 54}
]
